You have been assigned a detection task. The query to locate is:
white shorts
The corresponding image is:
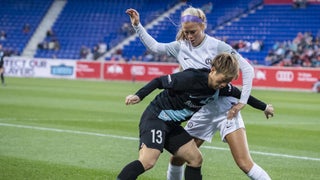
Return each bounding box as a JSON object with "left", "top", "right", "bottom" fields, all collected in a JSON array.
[{"left": 185, "top": 96, "right": 245, "bottom": 143}]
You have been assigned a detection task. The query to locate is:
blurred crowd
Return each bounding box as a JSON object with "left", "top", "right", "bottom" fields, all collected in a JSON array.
[
  {"left": 38, "top": 29, "right": 60, "bottom": 51},
  {"left": 1, "top": 10, "right": 319, "bottom": 68},
  {"left": 265, "top": 32, "right": 320, "bottom": 67},
  {"left": 108, "top": 49, "right": 177, "bottom": 63}
]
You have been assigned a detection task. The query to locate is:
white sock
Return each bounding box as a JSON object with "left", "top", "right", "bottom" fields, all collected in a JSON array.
[
  {"left": 167, "top": 163, "right": 184, "bottom": 180},
  {"left": 247, "top": 163, "right": 271, "bottom": 180}
]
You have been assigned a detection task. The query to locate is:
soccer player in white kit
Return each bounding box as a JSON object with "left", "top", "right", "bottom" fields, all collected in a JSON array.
[{"left": 126, "top": 6, "right": 273, "bottom": 180}]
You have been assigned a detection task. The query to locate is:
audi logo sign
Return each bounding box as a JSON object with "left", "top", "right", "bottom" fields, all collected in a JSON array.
[{"left": 276, "top": 71, "right": 294, "bottom": 82}]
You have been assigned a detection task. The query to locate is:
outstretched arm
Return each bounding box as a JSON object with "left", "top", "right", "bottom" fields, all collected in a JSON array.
[
  {"left": 219, "top": 84, "right": 274, "bottom": 119},
  {"left": 247, "top": 95, "right": 274, "bottom": 119},
  {"left": 126, "top": 8, "right": 171, "bottom": 54},
  {"left": 218, "top": 42, "right": 254, "bottom": 111},
  {"left": 125, "top": 77, "right": 161, "bottom": 106},
  {"left": 125, "top": 70, "right": 194, "bottom": 105}
]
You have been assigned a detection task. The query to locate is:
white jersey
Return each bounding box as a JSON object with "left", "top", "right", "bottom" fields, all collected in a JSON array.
[
  {"left": 133, "top": 23, "right": 254, "bottom": 104},
  {"left": 133, "top": 23, "right": 253, "bottom": 142}
]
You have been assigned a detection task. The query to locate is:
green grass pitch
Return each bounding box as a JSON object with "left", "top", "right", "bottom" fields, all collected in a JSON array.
[{"left": 0, "top": 77, "right": 319, "bottom": 180}]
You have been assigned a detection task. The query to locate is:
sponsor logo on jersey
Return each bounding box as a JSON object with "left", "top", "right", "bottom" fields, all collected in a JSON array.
[{"left": 184, "top": 100, "right": 202, "bottom": 108}]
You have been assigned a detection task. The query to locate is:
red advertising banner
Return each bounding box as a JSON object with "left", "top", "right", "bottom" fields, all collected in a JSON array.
[
  {"left": 16, "top": 59, "right": 312, "bottom": 92},
  {"left": 72, "top": 61, "right": 320, "bottom": 91},
  {"left": 103, "top": 62, "right": 180, "bottom": 81},
  {"left": 232, "top": 66, "right": 320, "bottom": 91},
  {"left": 76, "top": 61, "right": 101, "bottom": 79}
]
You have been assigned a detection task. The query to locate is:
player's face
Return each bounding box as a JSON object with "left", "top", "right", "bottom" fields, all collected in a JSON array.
[
  {"left": 182, "top": 22, "right": 205, "bottom": 47},
  {"left": 208, "top": 71, "right": 229, "bottom": 90}
]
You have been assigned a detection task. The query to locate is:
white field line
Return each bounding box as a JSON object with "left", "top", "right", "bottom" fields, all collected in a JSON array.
[{"left": 0, "top": 122, "right": 319, "bottom": 162}]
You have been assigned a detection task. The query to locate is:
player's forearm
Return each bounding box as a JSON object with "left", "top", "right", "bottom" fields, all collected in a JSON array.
[
  {"left": 133, "top": 23, "right": 167, "bottom": 54},
  {"left": 238, "top": 56, "right": 254, "bottom": 104},
  {"left": 135, "top": 77, "right": 162, "bottom": 100},
  {"left": 219, "top": 84, "right": 266, "bottom": 111},
  {"left": 247, "top": 96, "right": 267, "bottom": 111}
]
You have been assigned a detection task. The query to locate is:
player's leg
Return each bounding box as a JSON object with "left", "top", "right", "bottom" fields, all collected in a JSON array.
[
  {"left": 225, "top": 128, "right": 254, "bottom": 172},
  {"left": 117, "top": 144, "right": 161, "bottom": 180},
  {"left": 166, "top": 126, "right": 203, "bottom": 180},
  {"left": 224, "top": 114, "right": 271, "bottom": 180},
  {"left": 167, "top": 138, "right": 205, "bottom": 180},
  {"left": 167, "top": 101, "right": 220, "bottom": 180},
  {"left": 118, "top": 110, "right": 165, "bottom": 180},
  {"left": 174, "top": 139, "right": 203, "bottom": 180},
  {"left": 167, "top": 119, "right": 212, "bottom": 180}
]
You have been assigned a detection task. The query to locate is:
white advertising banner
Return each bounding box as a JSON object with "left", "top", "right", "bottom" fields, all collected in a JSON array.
[{"left": 3, "top": 57, "right": 76, "bottom": 79}]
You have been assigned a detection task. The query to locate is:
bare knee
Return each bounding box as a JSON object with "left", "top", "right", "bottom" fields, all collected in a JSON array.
[
  {"left": 186, "top": 152, "right": 203, "bottom": 167},
  {"left": 140, "top": 159, "right": 157, "bottom": 170},
  {"left": 138, "top": 145, "right": 161, "bottom": 171}
]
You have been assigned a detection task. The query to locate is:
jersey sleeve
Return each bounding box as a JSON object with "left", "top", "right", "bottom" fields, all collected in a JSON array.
[
  {"left": 219, "top": 84, "right": 266, "bottom": 111},
  {"left": 133, "top": 23, "right": 180, "bottom": 57},
  {"left": 135, "top": 70, "right": 193, "bottom": 100},
  {"left": 135, "top": 77, "right": 163, "bottom": 101},
  {"left": 217, "top": 41, "right": 254, "bottom": 104}
]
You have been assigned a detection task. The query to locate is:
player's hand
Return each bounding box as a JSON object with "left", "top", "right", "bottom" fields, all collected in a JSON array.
[
  {"left": 264, "top": 104, "right": 274, "bottom": 119},
  {"left": 125, "top": 94, "right": 141, "bottom": 105},
  {"left": 125, "top": 8, "right": 140, "bottom": 26},
  {"left": 227, "top": 103, "right": 246, "bottom": 120}
]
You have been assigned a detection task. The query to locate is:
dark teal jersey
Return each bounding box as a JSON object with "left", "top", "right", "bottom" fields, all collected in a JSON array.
[{"left": 135, "top": 68, "right": 239, "bottom": 122}]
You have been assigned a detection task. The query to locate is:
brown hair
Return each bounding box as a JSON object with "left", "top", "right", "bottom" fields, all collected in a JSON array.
[
  {"left": 211, "top": 53, "right": 239, "bottom": 82},
  {"left": 176, "top": 7, "right": 207, "bottom": 41}
]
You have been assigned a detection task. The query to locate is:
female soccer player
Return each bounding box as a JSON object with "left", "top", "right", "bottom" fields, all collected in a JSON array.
[
  {"left": 126, "top": 7, "right": 272, "bottom": 180},
  {"left": 117, "top": 53, "right": 240, "bottom": 180}
]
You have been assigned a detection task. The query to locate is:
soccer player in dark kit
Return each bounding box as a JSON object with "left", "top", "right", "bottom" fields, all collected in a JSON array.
[{"left": 117, "top": 53, "right": 270, "bottom": 180}]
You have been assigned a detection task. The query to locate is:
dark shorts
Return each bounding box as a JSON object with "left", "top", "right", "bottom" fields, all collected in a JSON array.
[{"left": 139, "top": 107, "right": 193, "bottom": 154}]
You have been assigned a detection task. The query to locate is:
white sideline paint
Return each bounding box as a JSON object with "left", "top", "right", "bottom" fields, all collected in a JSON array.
[{"left": 0, "top": 122, "right": 319, "bottom": 162}]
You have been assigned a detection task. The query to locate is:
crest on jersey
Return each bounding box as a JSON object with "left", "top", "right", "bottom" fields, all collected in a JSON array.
[
  {"left": 205, "top": 57, "right": 212, "bottom": 65},
  {"left": 187, "top": 121, "right": 193, "bottom": 128}
]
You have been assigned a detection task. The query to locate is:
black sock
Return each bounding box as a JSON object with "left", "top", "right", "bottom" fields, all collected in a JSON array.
[
  {"left": 185, "top": 165, "right": 202, "bottom": 180},
  {"left": 117, "top": 160, "right": 145, "bottom": 180}
]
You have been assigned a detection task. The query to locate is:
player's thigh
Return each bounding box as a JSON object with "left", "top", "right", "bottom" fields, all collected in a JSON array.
[
  {"left": 138, "top": 144, "right": 161, "bottom": 170},
  {"left": 175, "top": 139, "right": 202, "bottom": 167},
  {"left": 165, "top": 125, "right": 193, "bottom": 154},
  {"left": 225, "top": 128, "right": 252, "bottom": 161},
  {"left": 139, "top": 109, "right": 168, "bottom": 153},
  {"left": 220, "top": 112, "right": 245, "bottom": 142}
]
